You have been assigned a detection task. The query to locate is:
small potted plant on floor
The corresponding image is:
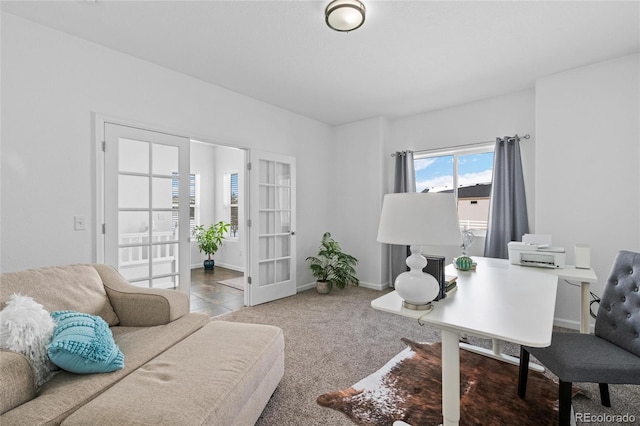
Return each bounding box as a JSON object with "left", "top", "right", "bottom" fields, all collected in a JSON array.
[
  {"left": 306, "top": 232, "right": 359, "bottom": 294},
  {"left": 192, "top": 221, "right": 231, "bottom": 270}
]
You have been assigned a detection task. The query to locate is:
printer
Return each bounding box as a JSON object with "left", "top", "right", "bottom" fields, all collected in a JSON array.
[{"left": 508, "top": 241, "right": 566, "bottom": 268}]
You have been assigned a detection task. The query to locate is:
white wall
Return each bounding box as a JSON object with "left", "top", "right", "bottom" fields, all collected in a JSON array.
[
  {"left": 3, "top": 13, "right": 638, "bottom": 323},
  {"left": 189, "top": 141, "right": 216, "bottom": 268},
  {"left": 535, "top": 53, "right": 640, "bottom": 330},
  {"left": 387, "top": 90, "right": 537, "bottom": 263},
  {"left": 324, "top": 91, "right": 536, "bottom": 289},
  {"left": 212, "top": 145, "right": 244, "bottom": 272},
  {"left": 0, "top": 13, "right": 332, "bottom": 290},
  {"left": 326, "top": 117, "right": 388, "bottom": 289},
  {"left": 377, "top": 56, "right": 639, "bottom": 329}
]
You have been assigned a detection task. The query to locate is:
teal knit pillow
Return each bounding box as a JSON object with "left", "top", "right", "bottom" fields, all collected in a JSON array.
[{"left": 47, "top": 310, "right": 124, "bottom": 374}]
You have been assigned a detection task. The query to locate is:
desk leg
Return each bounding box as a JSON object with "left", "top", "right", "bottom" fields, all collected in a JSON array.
[
  {"left": 581, "top": 281, "right": 590, "bottom": 334},
  {"left": 441, "top": 329, "right": 460, "bottom": 426}
]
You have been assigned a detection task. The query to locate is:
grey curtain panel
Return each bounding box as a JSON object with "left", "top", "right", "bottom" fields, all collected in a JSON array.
[
  {"left": 390, "top": 151, "right": 416, "bottom": 287},
  {"left": 393, "top": 151, "right": 416, "bottom": 193},
  {"left": 484, "top": 137, "right": 529, "bottom": 259}
]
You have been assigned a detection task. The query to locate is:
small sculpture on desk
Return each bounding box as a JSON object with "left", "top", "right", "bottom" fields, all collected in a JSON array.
[{"left": 456, "top": 230, "right": 475, "bottom": 271}]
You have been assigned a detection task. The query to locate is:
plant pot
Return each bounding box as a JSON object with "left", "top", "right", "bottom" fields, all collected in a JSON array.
[
  {"left": 203, "top": 259, "right": 215, "bottom": 270},
  {"left": 316, "top": 280, "right": 330, "bottom": 294}
]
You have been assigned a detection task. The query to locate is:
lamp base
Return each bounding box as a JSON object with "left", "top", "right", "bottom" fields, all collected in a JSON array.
[
  {"left": 394, "top": 245, "right": 441, "bottom": 308},
  {"left": 402, "top": 300, "right": 434, "bottom": 311}
]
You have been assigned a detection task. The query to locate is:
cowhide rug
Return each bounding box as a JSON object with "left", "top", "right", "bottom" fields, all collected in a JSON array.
[{"left": 317, "top": 339, "right": 560, "bottom": 426}]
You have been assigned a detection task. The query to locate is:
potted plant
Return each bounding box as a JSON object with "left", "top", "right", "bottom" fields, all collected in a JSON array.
[
  {"left": 192, "top": 221, "right": 231, "bottom": 270},
  {"left": 306, "top": 232, "right": 359, "bottom": 294}
]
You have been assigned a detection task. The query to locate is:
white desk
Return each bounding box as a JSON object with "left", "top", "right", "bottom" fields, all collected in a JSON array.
[
  {"left": 453, "top": 261, "right": 598, "bottom": 367},
  {"left": 544, "top": 265, "right": 598, "bottom": 334},
  {"left": 371, "top": 257, "right": 558, "bottom": 426}
]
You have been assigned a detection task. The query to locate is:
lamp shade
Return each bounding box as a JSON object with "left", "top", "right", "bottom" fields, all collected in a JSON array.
[
  {"left": 325, "top": 0, "right": 366, "bottom": 32},
  {"left": 377, "top": 192, "right": 462, "bottom": 247}
]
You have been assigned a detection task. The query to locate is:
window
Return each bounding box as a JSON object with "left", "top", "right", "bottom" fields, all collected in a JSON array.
[
  {"left": 172, "top": 172, "right": 198, "bottom": 234},
  {"left": 414, "top": 145, "right": 494, "bottom": 233},
  {"left": 224, "top": 172, "right": 239, "bottom": 239}
]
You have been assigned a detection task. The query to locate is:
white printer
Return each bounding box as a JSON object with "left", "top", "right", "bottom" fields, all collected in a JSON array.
[{"left": 508, "top": 234, "right": 566, "bottom": 268}]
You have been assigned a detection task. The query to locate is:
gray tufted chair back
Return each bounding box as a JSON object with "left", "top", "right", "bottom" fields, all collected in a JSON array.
[{"left": 594, "top": 250, "right": 640, "bottom": 356}]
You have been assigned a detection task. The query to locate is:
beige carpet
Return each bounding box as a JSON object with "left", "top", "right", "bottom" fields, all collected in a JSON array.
[
  {"left": 215, "top": 286, "right": 640, "bottom": 426},
  {"left": 217, "top": 276, "right": 244, "bottom": 290}
]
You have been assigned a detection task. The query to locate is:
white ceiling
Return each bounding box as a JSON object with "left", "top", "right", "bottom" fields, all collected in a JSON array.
[{"left": 2, "top": 1, "right": 639, "bottom": 126}]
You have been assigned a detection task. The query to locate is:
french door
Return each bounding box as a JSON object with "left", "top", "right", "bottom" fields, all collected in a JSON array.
[
  {"left": 248, "top": 150, "right": 296, "bottom": 305},
  {"left": 103, "top": 123, "right": 191, "bottom": 295}
]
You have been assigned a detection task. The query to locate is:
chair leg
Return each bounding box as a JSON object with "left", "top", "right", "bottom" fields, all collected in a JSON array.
[
  {"left": 558, "top": 380, "right": 573, "bottom": 426},
  {"left": 518, "top": 346, "right": 530, "bottom": 398},
  {"left": 599, "top": 383, "right": 611, "bottom": 407}
]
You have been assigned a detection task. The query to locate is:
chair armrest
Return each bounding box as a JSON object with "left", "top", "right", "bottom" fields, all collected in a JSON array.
[
  {"left": 0, "top": 350, "right": 36, "bottom": 415},
  {"left": 93, "top": 264, "right": 189, "bottom": 327}
]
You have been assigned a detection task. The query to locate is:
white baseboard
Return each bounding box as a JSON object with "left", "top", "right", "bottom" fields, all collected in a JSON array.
[
  {"left": 190, "top": 262, "right": 245, "bottom": 273},
  {"left": 553, "top": 317, "right": 593, "bottom": 332},
  {"left": 297, "top": 281, "right": 389, "bottom": 292},
  {"left": 297, "top": 281, "right": 317, "bottom": 292},
  {"left": 359, "top": 281, "right": 388, "bottom": 291},
  {"left": 215, "top": 262, "right": 245, "bottom": 273}
]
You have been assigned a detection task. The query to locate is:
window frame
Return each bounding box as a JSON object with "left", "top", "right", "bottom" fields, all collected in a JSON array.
[
  {"left": 223, "top": 171, "right": 240, "bottom": 240},
  {"left": 172, "top": 172, "right": 198, "bottom": 235},
  {"left": 414, "top": 143, "right": 494, "bottom": 234}
]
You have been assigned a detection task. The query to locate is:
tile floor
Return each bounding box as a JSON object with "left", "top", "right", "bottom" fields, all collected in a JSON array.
[{"left": 190, "top": 266, "right": 245, "bottom": 317}]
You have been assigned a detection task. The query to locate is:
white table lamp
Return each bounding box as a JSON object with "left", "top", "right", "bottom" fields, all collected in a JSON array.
[{"left": 377, "top": 192, "right": 462, "bottom": 310}]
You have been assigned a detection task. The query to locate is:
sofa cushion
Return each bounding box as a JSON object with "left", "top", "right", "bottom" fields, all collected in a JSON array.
[
  {"left": 0, "top": 265, "right": 119, "bottom": 326},
  {"left": 48, "top": 311, "right": 124, "bottom": 374},
  {"left": 0, "top": 313, "right": 209, "bottom": 426},
  {"left": 94, "top": 264, "right": 189, "bottom": 327},
  {"left": 0, "top": 294, "right": 56, "bottom": 387},
  {"left": 0, "top": 350, "right": 36, "bottom": 415},
  {"left": 62, "top": 321, "right": 285, "bottom": 426}
]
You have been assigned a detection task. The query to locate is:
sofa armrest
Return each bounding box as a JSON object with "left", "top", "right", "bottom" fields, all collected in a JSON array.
[
  {"left": 0, "top": 350, "right": 36, "bottom": 415},
  {"left": 93, "top": 264, "right": 189, "bottom": 327}
]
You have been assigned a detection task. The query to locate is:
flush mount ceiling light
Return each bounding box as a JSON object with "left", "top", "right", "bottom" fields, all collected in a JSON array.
[{"left": 325, "top": 0, "right": 366, "bottom": 32}]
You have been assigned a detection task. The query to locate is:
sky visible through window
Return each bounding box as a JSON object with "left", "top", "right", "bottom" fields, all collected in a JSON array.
[{"left": 415, "top": 152, "right": 494, "bottom": 193}]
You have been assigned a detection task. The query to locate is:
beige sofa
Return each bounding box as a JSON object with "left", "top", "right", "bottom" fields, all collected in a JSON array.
[{"left": 0, "top": 264, "right": 284, "bottom": 425}]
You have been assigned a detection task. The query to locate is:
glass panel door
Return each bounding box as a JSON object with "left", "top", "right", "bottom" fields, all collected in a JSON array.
[
  {"left": 104, "top": 123, "right": 190, "bottom": 294},
  {"left": 248, "top": 150, "right": 296, "bottom": 305}
]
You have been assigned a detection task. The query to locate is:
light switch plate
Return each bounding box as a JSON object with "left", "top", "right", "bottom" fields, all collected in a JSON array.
[{"left": 74, "top": 215, "right": 87, "bottom": 231}]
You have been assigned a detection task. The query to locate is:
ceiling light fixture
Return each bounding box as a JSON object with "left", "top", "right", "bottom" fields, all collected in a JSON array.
[{"left": 325, "top": 0, "right": 366, "bottom": 32}]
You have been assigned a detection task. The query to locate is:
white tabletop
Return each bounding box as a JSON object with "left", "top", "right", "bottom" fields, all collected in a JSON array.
[
  {"left": 545, "top": 264, "right": 598, "bottom": 283},
  {"left": 371, "top": 257, "right": 559, "bottom": 347}
]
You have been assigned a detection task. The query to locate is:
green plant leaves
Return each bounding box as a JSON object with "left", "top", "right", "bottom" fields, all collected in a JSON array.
[
  {"left": 306, "top": 232, "right": 359, "bottom": 290},
  {"left": 192, "top": 221, "right": 231, "bottom": 259}
]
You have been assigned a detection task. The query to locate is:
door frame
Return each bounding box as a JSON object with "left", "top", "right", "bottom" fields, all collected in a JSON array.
[
  {"left": 95, "top": 116, "right": 177, "bottom": 261},
  {"left": 94, "top": 115, "right": 298, "bottom": 307},
  {"left": 95, "top": 115, "right": 202, "bottom": 263},
  {"left": 246, "top": 149, "right": 297, "bottom": 306},
  {"left": 104, "top": 122, "right": 190, "bottom": 293},
  {"left": 94, "top": 115, "right": 256, "bottom": 305}
]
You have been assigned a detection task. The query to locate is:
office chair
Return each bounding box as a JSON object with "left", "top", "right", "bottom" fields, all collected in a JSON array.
[{"left": 518, "top": 250, "right": 640, "bottom": 426}]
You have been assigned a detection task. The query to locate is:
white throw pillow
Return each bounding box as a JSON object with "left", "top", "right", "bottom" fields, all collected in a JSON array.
[{"left": 0, "top": 294, "right": 57, "bottom": 387}]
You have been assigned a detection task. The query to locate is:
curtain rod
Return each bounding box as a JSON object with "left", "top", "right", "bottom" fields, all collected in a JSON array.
[{"left": 391, "top": 134, "right": 530, "bottom": 157}]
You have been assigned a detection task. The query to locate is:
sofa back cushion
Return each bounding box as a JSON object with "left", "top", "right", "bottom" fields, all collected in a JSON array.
[{"left": 0, "top": 265, "right": 119, "bottom": 326}]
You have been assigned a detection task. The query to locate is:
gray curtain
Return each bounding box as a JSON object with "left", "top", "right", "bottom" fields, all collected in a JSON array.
[
  {"left": 390, "top": 151, "right": 416, "bottom": 286},
  {"left": 484, "top": 136, "right": 529, "bottom": 259}
]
